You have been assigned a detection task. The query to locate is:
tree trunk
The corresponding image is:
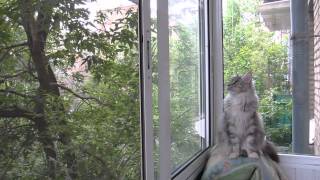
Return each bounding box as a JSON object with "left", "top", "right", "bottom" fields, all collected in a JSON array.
[{"left": 19, "top": 0, "right": 77, "bottom": 178}]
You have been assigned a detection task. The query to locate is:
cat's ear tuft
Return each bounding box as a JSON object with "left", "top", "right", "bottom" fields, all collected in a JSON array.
[{"left": 242, "top": 72, "right": 252, "bottom": 83}]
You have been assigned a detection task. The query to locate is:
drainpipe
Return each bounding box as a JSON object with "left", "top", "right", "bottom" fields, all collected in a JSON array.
[{"left": 291, "top": 0, "right": 310, "bottom": 154}]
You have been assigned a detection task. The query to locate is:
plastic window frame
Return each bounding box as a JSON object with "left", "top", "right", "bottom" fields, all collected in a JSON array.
[{"left": 139, "top": 0, "right": 224, "bottom": 179}]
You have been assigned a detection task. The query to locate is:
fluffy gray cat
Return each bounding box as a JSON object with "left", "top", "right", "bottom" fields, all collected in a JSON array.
[{"left": 219, "top": 72, "right": 279, "bottom": 162}]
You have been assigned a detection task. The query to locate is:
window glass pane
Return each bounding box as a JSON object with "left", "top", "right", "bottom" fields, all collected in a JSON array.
[
  {"left": 0, "top": 0, "right": 141, "bottom": 179},
  {"left": 222, "top": 0, "right": 292, "bottom": 153},
  {"left": 151, "top": 0, "right": 209, "bottom": 176},
  {"left": 169, "top": 0, "right": 208, "bottom": 170}
]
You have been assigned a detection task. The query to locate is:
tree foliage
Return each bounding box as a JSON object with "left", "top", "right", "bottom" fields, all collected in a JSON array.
[
  {"left": 169, "top": 24, "right": 202, "bottom": 169},
  {"left": 0, "top": 0, "right": 140, "bottom": 179},
  {"left": 151, "top": 22, "right": 205, "bottom": 172}
]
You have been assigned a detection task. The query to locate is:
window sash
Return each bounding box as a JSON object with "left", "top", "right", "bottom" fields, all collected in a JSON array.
[
  {"left": 172, "top": 0, "right": 224, "bottom": 178},
  {"left": 140, "top": 0, "right": 224, "bottom": 179}
]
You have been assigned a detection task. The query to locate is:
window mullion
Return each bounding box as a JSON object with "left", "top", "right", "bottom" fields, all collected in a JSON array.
[
  {"left": 157, "top": 0, "right": 171, "bottom": 179},
  {"left": 140, "top": 0, "right": 154, "bottom": 179},
  {"left": 209, "top": 0, "right": 224, "bottom": 145}
]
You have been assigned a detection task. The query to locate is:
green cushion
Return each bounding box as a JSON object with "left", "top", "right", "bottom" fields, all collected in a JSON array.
[
  {"left": 201, "top": 157, "right": 261, "bottom": 180},
  {"left": 219, "top": 163, "right": 258, "bottom": 180},
  {"left": 201, "top": 147, "right": 287, "bottom": 180}
]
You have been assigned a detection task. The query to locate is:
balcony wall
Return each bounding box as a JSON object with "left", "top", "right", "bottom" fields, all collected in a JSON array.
[{"left": 259, "top": 0, "right": 290, "bottom": 31}]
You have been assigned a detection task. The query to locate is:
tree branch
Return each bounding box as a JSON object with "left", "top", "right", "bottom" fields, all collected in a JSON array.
[
  {"left": 15, "top": 55, "right": 38, "bottom": 80},
  {"left": 117, "top": 148, "right": 139, "bottom": 172},
  {"left": 0, "top": 89, "right": 35, "bottom": 99},
  {"left": 81, "top": 148, "right": 116, "bottom": 179},
  {"left": 0, "top": 106, "right": 36, "bottom": 120},
  {"left": 0, "top": 49, "right": 10, "bottom": 64},
  {"left": 0, "top": 71, "right": 28, "bottom": 81},
  {"left": 53, "top": 83, "right": 110, "bottom": 106},
  {"left": 0, "top": 47, "right": 28, "bottom": 64},
  {"left": 0, "top": 41, "right": 28, "bottom": 51}
]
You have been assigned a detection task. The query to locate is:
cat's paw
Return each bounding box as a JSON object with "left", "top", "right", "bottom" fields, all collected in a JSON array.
[
  {"left": 229, "top": 152, "right": 239, "bottom": 159},
  {"left": 248, "top": 152, "right": 259, "bottom": 159}
]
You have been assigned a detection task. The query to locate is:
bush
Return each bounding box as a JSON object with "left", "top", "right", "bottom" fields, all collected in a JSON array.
[{"left": 260, "top": 89, "right": 292, "bottom": 147}]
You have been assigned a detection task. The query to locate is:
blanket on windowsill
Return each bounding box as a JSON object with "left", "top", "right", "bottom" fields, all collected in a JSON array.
[{"left": 201, "top": 148, "right": 288, "bottom": 180}]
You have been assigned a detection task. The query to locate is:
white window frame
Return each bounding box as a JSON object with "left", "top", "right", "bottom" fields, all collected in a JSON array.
[
  {"left": 140, "top": 0, "right": 155, "bottom": 179},
  {"left": 140, "top": 0, "right": 223, "bottom": 179},
  {"left": 172, "top": 0, "right": 224, "bottom": 179},
  {"left": 157, "top": 0, "right": 171, "bottom": 179}
]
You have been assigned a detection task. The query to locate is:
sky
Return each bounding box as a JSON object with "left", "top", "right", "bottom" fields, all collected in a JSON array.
[
  {"left": 83, "top": 0, "right": 135, "bottom": 21},
  {"left": 86, "top": 0, "right": 134, "bottom": 10},
  {"left": 80, "top": 0, "right": 207, "bottom": 31},
  {"left": 83, "top": 0, "right": 203, "bottom": 20},
  {"left": 84, "top": 0, "right": 228, "bottom": 18}
]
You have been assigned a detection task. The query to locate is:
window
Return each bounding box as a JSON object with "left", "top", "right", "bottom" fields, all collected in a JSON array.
[
  {"left": 222, "top": 0, "right": 292, "bottom": 152},
  {"left": 222, "top": 0, "right": 319, "bottom": 156},
  {"left": 168, "top": 0, "right": 209, "bottom": 171},
  {"left": 141, "top": 0, "right": 216, "bottom": 179},
  {"left": 1, "top": 0, "right": 223, "bottom": 179},
  {"left": 221, "top": 0, "right": 320, "bottom": 178}
]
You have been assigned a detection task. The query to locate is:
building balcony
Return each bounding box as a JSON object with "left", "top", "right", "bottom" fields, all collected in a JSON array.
[{"left": 259, "top": 0, "right": 290, "bottom": 31}]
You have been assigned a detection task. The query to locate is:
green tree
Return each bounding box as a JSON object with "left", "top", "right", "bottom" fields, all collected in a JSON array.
[
  {"left": 0, "top": 0, "right": 140, "bottom": 179},
  {"left": 224, "top": 0, "right": 289, "bottom": 95}
]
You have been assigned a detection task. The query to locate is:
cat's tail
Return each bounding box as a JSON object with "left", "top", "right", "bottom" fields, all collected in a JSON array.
[{"left": 262, "top": 140, "right": 280, "bottom": 163}]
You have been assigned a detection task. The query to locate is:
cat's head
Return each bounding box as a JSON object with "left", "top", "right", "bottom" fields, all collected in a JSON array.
[{"left": 227, "top": 72, "right": 254, "bottom": 94}]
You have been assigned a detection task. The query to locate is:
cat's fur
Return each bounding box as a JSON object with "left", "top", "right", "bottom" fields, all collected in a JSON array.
[{"left": 219, "top": 72, "right": 279, "bottom": 162}]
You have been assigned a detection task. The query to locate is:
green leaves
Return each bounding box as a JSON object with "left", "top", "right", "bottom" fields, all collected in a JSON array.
[
  {"left": 1, "top": 1, "right": 141, "bottom": 179},
  {"left": 224, "top": 0, "right": 289, "bottom": 95}
]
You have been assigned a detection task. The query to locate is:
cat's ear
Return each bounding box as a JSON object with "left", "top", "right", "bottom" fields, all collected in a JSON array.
[{"left": 242, "top": 72, "right": 252, "bottom": 83}]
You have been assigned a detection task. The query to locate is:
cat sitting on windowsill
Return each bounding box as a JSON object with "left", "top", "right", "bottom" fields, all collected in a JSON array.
[{"left": 201, "top": 72, "right": 287, "bottom": 180}]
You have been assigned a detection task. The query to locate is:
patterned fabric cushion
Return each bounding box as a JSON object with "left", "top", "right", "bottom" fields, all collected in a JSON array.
[{"left": 201, "top": 150, "right": 288, "bottom": 180}]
